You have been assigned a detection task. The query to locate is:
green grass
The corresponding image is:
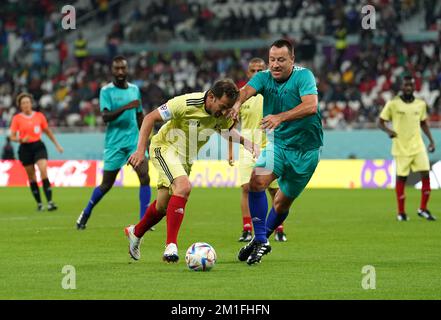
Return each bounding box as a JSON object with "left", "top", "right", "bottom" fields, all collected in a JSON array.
[{"left": 0, "top": 187, "right": 440, "bottom": 300}]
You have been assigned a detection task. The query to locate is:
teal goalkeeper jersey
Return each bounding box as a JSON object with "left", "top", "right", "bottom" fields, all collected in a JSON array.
[
  {"left": 100, "top": 82, "right": 142, "bottom": 150},
  {"left": 247, "top": 66, "right": 323, "bottom": 151}
]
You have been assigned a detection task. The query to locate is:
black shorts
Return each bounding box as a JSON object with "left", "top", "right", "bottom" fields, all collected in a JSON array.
[{"left": 18, "top": 141, "right": 48, "bottom": 166}]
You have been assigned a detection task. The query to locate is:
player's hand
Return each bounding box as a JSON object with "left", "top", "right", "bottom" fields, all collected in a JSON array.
[
  {"left": 56, "top": 145, "right": 64, "bottom": 154},
  {"left": 388, "top": 130, "right": 397, "bottom": 139},
  {"left": 261, "top": 114, "right": 283, "bottom": 130},
  {"left": 20, "top": 136, "right": 30, "bottom": 143},
  {"left": 428, "top": 143, "right": 435, "bottom": 153},
  {"left": 228, "top": 101, "right": 241, "bottom": 121},
  {"left": 128, "top": 150, "right": 146, "bottom": 168}
]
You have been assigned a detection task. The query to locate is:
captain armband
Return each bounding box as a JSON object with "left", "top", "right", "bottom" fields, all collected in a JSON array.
[{"left": 158, "top": 103, "right": 173, "bottom": 121}]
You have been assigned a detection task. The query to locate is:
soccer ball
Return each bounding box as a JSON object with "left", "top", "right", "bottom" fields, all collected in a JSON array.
[{"left": 185, "top": 242, "right": 217, "bottom": 271}]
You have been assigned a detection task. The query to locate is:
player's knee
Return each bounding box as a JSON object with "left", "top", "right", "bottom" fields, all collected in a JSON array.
[
  {"left": 249, "top": 177, "right": 268, "bottom": 192},
  {"left": 173, "top": 180, "right": 192, "bottom": 198}
]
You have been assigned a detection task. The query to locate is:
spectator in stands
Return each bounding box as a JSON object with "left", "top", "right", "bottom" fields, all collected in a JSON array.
[
  {"left": 1, "top": 0, "right": 440, "bottom": 131},
  {"left": 1, "top": 137, "right": 15, "bottom": 160},
  {"left": 58, "top": 37, "right": 68, "bottom": 71},
  {"left": 97, "top": 0, "right": 110, "bottom": 24},
  {"left": 74, "top": 33, "right": 89, "bottom": 70},
  {"left": 334, "top": 22, "right": 348, "bottom": 67},
  {"left": 107, "top": 23, "right": 124, "bottom": 60},
  {"left": 297, "top": 29, "right": 317, "bottom": 68}
]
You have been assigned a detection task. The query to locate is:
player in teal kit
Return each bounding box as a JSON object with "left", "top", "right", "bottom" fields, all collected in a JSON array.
[
  {"left": 76, "top": 56, "right": 151, "bottom": 229},
  {"left": 232, "top": 39, "right": 323, "bottom": 265}
]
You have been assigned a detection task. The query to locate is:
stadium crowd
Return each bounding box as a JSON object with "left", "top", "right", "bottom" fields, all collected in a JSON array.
[
  {"left": 0, "top": 0, "right": 440, "bottom": 129},
  {"left": 125, "top": 0, "right": 439, "bottom": 42}
]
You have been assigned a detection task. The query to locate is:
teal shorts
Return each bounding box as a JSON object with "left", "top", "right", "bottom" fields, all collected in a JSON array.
[
  {"left": 255, "top": 143, "right": 320, "bottom": 199},
  {"left": 103, "top": 145, "right": 149, "bottom": 171}
]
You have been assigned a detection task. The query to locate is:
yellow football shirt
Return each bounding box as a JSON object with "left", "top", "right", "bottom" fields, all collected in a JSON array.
[
  {"left": 239, "top": 94, "right": 266, "bottom": 147},
  {"left": 152, "top": 92, "right": 234, "bottom": 163},
  {"left": 379, "top": 96, "right": 427, "bottom": 156}
]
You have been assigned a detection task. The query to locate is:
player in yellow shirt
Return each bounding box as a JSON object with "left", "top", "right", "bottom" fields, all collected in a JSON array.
[
  {"left": 124, "top": 79, "right": 257, "bottom": 262},
  {"left": 379, "top": 75, "right": 436, "bottom": 221},
  {"left": 228, "top": 58, "right": 286, "bottom": 242}
]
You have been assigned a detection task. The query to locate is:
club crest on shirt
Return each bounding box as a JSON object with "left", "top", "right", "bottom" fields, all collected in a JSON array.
[{"left": 34, "top": 126, "right": 41, "bottom": 134}]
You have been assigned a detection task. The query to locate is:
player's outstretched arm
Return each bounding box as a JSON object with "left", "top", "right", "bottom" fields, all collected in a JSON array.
[
  {"left": 128, "top": 109, "right": 162, "bottom": 168},
  {"left": 378, "top": 118, "right": 397, "bottom": 138},
  {"left": 420, "top": 119, "right": 435, "bottom": 152},
  {"left": 229, "top": 85, "right": 257, "bottom": 121},
  {"left": 226, "top": 127, "right": 260, "bottom": 159},
  {"left": 261, "top": 94, "right": 318, "bottom": 130},
  {"left": 226, "top": 121, "right": 241, "bottom": 165},
  {"left": 102, "top": 100, "right": 140, "bottom": 123},
  {"left": 42, "top": 127, "right": 64, "bottom": 153}
]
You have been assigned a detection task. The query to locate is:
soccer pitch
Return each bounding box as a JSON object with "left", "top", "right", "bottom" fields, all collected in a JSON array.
[{"left": 0, "top": 187, "right": 440, "bottom": 300}]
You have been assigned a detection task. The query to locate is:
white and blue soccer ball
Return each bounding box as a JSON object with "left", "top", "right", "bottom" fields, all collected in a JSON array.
[{"left": 185, "top": 242, "right": 217, "bottom": 271}]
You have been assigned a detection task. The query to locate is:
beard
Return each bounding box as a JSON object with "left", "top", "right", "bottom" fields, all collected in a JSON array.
[{"left": 402, "top": 92, "right": 414, "bottom": 102}]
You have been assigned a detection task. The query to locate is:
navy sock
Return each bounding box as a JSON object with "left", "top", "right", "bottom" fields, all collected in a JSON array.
[
  {"left": 139, "top": 185, "right": 152, "bottom": 219},
  {"left": 266, "top": 207, "right": 289, "bottom": 237},
  {"left": 83, "top": 187, "right": 104, "bottom": 216},
  {"left": 42, "top": 178, "right": 52, "bottom": 202},
  {"left": 248, "top": 191, "right": 268, "bottom": 243},
  {"left": 30, "top": 181, "right": 42, "bottom": 204}
]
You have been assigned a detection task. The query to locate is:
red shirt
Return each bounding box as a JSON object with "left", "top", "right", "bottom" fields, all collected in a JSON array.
[{"left": 10, "top": 112, "right": 48, "bottom": 143}]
